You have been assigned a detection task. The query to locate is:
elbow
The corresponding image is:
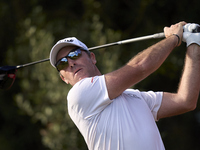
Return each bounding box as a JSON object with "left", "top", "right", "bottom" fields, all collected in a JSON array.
[
  {"left": 188, "top": 102, "right": 197, "bottom": 111},
  {"left": 182, "top": 99, "right": 197, "bottom": 112}
]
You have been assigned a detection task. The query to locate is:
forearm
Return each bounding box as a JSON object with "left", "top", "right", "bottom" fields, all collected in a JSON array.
[
  {"left": 105, "top": 35, "right": 178, "bottom": 99},
  {"left": 127, "top": 35, "right": 178, "bottom": 79},
  {"left": 105, "top": 22, "right": 185, "bottom": 100},
  {"left": 177, "top": 44, "right": 200, "bottom": 109}
]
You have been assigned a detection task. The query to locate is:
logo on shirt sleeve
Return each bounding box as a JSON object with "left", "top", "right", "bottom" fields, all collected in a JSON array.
[{"left": 91, "top": 77, "right": 94, "bottom": 83}]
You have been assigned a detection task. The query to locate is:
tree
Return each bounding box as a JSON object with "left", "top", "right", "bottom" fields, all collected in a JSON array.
[{"left": 0, "top": 0, "right": 200, "bottom": 149}]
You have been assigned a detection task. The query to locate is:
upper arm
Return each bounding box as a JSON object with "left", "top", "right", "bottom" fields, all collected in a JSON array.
[
  {"left": 157, "top": 92, "right": 196, "bottom": 120},
  {"left": 104, "top": 64, "right": 147, "bottom": 100}
]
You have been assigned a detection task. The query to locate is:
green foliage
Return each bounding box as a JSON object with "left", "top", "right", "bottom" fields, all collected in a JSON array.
[{"left": 0, "top": 0, "right": 200, "bottom": 149}]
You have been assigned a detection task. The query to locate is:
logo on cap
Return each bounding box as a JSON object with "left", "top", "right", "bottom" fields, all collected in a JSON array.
[{"left": 65, "top": 39, "right": 74, "bottom": 42}]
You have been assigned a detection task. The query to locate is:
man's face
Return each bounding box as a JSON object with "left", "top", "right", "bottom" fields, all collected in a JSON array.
[{"left": 56, "top": 46, "right": 98, "bottom": 86}]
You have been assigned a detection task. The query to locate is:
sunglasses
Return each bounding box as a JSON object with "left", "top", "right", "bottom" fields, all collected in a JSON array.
[{"left": 55, "top": 48, "right": 85, "bottom": 71}]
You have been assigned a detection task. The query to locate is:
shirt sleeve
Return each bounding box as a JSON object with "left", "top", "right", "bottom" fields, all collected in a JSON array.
[
  {"left": 67, "top": 75, "right": 112, "bottom": 119},
  {"left": 140, "top": 91, "right": 163, "bottom": 121},
  {"left": 123, "top": 89, "right": 163, "bottom": 121}
]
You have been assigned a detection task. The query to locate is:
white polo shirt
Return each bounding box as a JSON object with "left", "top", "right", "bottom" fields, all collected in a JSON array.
[{"left": 67, "top": 75, "right": 165, "bottom": 150}]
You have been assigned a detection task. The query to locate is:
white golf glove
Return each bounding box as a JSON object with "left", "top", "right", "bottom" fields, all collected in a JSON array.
[{"left": 183, "top": 23, "right": 200, "bottom": 47}]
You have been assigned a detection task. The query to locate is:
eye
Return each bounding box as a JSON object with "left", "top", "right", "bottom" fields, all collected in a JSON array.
[
  {"left": 68, "top": 50, "right": 82, "bottom": 59},
  {"left": 60, "top": 58, "right": 68, "bottom": 62},
  {"left": 56, "top": 58, "right": 68, "bottom": 71}
]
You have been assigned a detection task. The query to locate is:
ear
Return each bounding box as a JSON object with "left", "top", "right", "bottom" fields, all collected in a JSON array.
[
  {"left": 59, "top": 73, "right": 69, "bottom": 84},
  {"left": 90, "top": 52, "right": 97, "bottom": 64}
]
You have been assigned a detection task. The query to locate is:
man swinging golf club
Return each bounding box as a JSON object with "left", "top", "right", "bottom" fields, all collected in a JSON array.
[{"left": 49, "top": 21, "right": 200, "bottom": 150}]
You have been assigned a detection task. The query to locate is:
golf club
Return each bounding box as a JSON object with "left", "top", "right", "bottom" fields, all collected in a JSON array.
[{"left": 0, "top": 32, "right": 165, "bottom": 90}]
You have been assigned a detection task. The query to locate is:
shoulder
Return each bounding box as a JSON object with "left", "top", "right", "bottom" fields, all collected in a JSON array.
[
  {"left": 67, "top": 75, "right": 109, "bottom": 102},
  {"left": 69, "top": 75, "right": 106, "bottom": 93},
  {"left": 67, "top": 75, "right": 111, "bottom": 118}
]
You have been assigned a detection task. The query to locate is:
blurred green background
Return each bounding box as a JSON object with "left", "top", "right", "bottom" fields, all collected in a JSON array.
[{"left": 0, "top": 0, "right": 200, "bottom": 149}]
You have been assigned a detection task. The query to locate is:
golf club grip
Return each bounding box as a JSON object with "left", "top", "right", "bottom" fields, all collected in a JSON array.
[{"left": 117, "top": 32, "right": 165, "bottom": 45}]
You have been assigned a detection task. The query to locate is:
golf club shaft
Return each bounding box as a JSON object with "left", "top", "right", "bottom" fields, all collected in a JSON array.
[
  {"left": 16, "top": 58, "right": 50, "bottom": 69},
  {"left": 15, "top": 32, "right": 165, "bottom": 69}
]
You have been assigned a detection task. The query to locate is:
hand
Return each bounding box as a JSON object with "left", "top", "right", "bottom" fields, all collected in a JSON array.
[
  {"left": 182, "top": 23, "right": 200, "bottom": 47},
  {"left": 164, "top": 21, "right": 187, "bottom": 46}
]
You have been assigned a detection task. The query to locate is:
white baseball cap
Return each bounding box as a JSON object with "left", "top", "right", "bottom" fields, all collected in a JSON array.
[{"left": 50, "top": 37, "right": 89, "bottom": 68}]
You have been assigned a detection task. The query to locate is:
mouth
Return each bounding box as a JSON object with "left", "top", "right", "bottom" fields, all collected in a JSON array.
[{"left": 74, "top": 68, "right": 82, "bottom": 75}]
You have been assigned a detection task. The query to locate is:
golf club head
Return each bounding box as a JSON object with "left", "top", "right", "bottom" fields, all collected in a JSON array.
[{"left": 0, "top": 66, "right": 17, "bottom": 90}]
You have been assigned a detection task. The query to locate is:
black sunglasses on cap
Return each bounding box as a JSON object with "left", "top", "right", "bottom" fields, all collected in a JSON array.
[{"left": 55, "top": 48, "right": 87, "bottom": 71}]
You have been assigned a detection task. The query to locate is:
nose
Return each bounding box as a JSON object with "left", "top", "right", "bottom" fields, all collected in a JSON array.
[{"left": 67, "top": 58, "right": 76, "bottom": 68}]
